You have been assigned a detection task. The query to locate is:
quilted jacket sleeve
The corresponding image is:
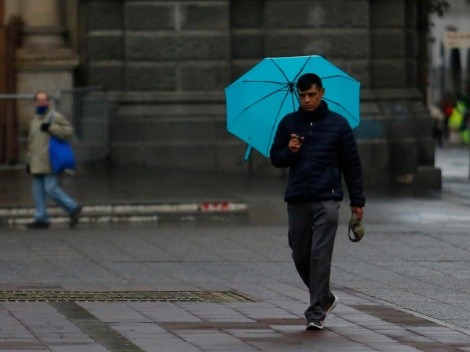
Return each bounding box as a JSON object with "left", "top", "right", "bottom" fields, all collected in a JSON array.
[
  {"left": 338, "top": 124, "right": 366, "bottom": 207},
  {"left": 270, "top": 117, "right": 300, "bottom": 168}
]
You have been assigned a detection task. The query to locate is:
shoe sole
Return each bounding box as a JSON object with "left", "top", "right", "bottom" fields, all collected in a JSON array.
[
  {"left": 69, "top": 206, "right": 82, "bottom": 228},
  {"left": 26, "top": 222, "right": 50, "bottom": 229},
  {"left": 306, "top": 322, "right": 323, "bottom": 331},
  {"left": 69, "top": 218, "right": 79, "bottom": 228},
  {"left": 321, "top": 295, "right": 338, "bottom": 323}
]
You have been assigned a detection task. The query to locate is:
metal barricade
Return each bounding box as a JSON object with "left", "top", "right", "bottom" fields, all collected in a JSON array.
[
  {"left": 54, "top": 86, "right": 109, "bottom": 162},
  {"left": 0, "top": 87, "right": 109, "bottom": 168}
]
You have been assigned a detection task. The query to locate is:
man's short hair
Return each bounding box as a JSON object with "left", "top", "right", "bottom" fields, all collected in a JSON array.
[
  {"left": 296, "top": 73, "right": 323, "bottom": 91},
  {"left": 34, "top": 91, "right": 48, "bottom": 101}
]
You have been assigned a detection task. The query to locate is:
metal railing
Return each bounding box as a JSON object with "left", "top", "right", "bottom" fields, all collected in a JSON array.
[
  {"left": 54, "top": 86, "right": 109, "bottom": 162},
  {"left": 0, "top": 87, "right": 109, "bottom": 168}
]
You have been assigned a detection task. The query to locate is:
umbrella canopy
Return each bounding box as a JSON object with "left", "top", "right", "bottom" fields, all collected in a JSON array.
[{"left": 225, "top": 55, "right": 360, "bottom": 159}]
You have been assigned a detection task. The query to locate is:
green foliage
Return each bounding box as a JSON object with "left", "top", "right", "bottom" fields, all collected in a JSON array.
[
  {"left": 420, "top": 0, "right": 450, "bottom": 16},
  {"left": 420, "top": 0, "right": 470, "bottom": 16}
]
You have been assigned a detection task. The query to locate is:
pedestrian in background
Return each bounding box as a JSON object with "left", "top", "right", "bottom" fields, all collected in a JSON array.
[
  {"left": 430, "top": 105, "right": 445, "bottom": 146},
  {"left": 447, "top": 99, "right": 465, "bottom": 145},
  {"left": 270, "top": 73, "right": 366, "bottom": 331},
  {"left": 25, "top": 91, "right": 82, "bottom": 229}
]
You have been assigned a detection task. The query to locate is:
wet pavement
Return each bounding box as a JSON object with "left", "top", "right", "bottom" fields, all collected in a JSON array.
[{"left": 0, "top": 146, "right": 468, "bottom": 351}]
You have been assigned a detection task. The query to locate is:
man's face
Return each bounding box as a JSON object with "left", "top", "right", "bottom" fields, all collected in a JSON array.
[
  {"left": 298, "top": 84, "right": 324, "bottom": 112},
  {"left": 35, "top": 93, "right": 48, "bottom": 108}
]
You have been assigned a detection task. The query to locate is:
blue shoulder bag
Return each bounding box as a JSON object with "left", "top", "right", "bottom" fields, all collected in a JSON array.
[{"left": 48, "top": 112, "right": 76, "bottom": 174}]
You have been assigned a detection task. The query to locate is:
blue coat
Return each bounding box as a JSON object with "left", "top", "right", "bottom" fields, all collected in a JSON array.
[{"left": 270, "top": 101, "right": 365, "bottom": 207}]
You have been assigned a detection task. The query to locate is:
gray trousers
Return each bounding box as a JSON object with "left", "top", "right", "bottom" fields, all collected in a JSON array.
[{"left": 287, "top": 200, "right": 339, "bottom": 320}]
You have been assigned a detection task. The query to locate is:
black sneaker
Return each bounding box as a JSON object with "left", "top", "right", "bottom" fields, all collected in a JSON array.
[
  {"left": 322, "top": 294, "right": 339, "bottom": 323},
  {"left": 26, "top": 220, "right": 50, "bottom": 229},
  {"left": 306, "top": 319, "right": 323, "bottom": 331},
  {"left": 69, "top": 205, "right": 82, "bottom": 228}
]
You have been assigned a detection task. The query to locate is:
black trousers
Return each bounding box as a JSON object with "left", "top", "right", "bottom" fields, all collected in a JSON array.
[{"left": 287, "top": 200, "right": 339, "bottom": 320}]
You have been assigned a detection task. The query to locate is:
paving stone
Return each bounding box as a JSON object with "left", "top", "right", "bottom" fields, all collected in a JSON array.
[{"left": 0, "top": 147, "right": 468, "bottom": 350}]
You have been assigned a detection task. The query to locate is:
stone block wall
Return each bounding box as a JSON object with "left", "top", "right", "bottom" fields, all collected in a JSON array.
[
  {"left": 77, "top": 0, "right": 440, "bottom": 189},
  {"left": 82, "top": 1, "right": 230, "bottom": 92},
  {"left": 230, "top": 0, "right": 370, "bottom": 85}
]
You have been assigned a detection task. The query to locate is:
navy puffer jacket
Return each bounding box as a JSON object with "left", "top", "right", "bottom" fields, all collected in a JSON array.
[{"left": 270, "top": 101, "right": 365, "bottom": 207}]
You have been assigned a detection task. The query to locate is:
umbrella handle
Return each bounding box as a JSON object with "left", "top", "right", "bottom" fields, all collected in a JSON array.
[{"left": 244, "top": 145, "right": 252, "bottom": 161}]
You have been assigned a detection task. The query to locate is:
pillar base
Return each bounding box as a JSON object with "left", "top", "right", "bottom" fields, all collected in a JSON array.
[{"left": 16, "top": 47, "right": 78, "bottom": 71}]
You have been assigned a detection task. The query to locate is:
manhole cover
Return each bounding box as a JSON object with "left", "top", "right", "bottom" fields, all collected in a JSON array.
[{"left": 0, "top": 290, "right": 256, "bottom": 303}]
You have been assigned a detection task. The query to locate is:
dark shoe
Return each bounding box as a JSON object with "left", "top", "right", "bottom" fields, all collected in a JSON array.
[
  {"left": 306, "top": 319, "right": 323, "bottom": 331},
  {"left": 322, "top": 294, "right": 339, "bottom": 323},
  {"left": 69, "top": 205, "right": 82, "bottom": 228},
  {"left": 26, "top": 220, "right": 50, "bottom": 229}
]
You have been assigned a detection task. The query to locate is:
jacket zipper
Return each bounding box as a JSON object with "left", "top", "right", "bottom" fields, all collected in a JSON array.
[{"left": 304, "top": 121, "right": 313, "bottom": 200}]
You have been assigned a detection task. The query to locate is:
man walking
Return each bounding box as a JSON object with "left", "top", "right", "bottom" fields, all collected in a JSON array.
[
  {"left": 270, "top": 73, "right": 365, "bottom": 330},
  {"left": 25, "top": 91, "right": 82, "bottom": 229}
]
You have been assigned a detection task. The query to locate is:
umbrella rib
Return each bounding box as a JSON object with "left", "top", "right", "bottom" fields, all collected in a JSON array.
[
  {"left": 241, "top": 80, "right": 287, "bottom": 86},
  {"left": 292, "top": 56, "right": 313, "bottom": 82},
  {"left": 323, "top": 97, "right": 358, "bottom": 121},
  {"left": 267, "top": 90, "right": 293, "bottom": 152},
  {"left": 238, "top": 85, "right": 290, "bottom": 115},
  {"left": 322, "top": 74, "right": 358, "bottom": 82},
  {"left": 269, "top": 59, "right": 291, "bottom": 83}
]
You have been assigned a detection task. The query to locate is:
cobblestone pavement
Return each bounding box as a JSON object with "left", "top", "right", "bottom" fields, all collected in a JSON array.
[{"left": 0, "top": 146, "right": 468, "bottom": 351}]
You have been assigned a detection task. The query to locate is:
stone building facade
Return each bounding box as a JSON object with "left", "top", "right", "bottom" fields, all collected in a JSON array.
[{"left": 7, "top": 0, "right": 442, "bottom": 188}]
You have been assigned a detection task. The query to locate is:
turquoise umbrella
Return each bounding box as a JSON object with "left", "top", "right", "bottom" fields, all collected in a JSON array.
[{"left": 225, "top": 55, "right": 360, "bottom": 160}]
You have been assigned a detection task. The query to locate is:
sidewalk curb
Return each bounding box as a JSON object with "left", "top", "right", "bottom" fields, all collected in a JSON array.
[{"left": 0, "top": 200, "right": 248, "bottom": 225}]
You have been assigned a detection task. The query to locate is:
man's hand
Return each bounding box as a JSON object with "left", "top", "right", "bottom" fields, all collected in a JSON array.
[
  {"left": 351, "top": 206, "right": 363, "bottom": 221},
  {"left": 40, "top": 123, "right": 51, "bottom": 132},
  {"left": 288, "top": 134, "right": 304, "bottom": 153}
]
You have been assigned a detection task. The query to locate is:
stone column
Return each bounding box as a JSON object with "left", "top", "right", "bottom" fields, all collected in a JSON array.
[
  {"left": 15, "top": 0, "right": 78, "bottom": 156},
  {"left": 20, "top": 0, "right": 64, "bottom": 48}
]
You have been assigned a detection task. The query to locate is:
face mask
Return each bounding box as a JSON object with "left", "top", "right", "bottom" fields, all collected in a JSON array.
[{"left": 36, "top": 105, "right": 48, "bottom": 115}]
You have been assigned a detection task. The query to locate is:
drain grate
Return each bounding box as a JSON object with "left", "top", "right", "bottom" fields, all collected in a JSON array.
[{"left": 0, "top": 290, "right": 256, "bottom": 303}]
